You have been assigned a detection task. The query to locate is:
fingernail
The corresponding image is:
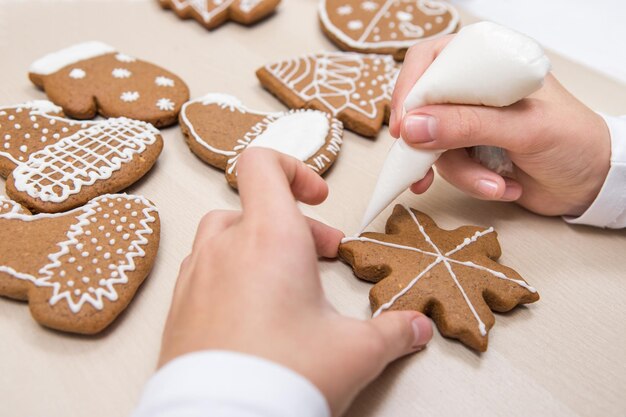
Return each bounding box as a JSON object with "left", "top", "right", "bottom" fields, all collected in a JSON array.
[
  {"left": 475, "top": 179, "right": 499, "bottom": 198},
  {"left": 403, "top": 115, "right": 436, "bottom": 143},
  {"left": 501, "top": 181, "right": 522, "bottom": 201},
  {"left": 412, "top": 316, "right": 432, "bottom": 348}
]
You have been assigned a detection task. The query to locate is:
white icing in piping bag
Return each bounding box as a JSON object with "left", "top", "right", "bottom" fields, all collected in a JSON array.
[{"left": 360, "top": 22, "right": 551, "bottom": 232}]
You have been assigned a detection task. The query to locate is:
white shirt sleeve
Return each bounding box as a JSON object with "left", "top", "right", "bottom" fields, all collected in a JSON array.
[
  {"left": 131, "top": 351, "right": 330, "bottom": 417},
  {"left": 564, "top": 114, "right": 626, "bottom": 228}
]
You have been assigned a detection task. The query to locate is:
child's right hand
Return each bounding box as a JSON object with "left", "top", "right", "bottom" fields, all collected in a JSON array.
[{"left": 390, "top": 35, "right": 611, "bottom": 217}]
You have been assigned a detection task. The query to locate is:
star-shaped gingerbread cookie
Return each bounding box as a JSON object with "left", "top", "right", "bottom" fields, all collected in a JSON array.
[{"left": 339, "top": 205, "right": 539, "bottom": 351}]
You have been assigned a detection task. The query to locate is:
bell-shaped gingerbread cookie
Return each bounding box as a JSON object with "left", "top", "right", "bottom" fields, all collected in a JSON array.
[
  {"left": 257, "top": 52, "right": 398, "bottom": 137},
  {"left": 179, "top": 93, "right": 343, "bottom": 188},
  {"left": 29, "top": 41, "right": 189, "bottom": 127},
  {"left": 0, "top": 193, "right": 160, "bottom": 334},
  {"left": 0, "top": 100, "right": 163, "bottom": 213},
  {"left": 159, "top": 0, "right": 281, "bottom": 30},
  {"left": 319, "top": 0, "right": 460, "bottom": 60}
]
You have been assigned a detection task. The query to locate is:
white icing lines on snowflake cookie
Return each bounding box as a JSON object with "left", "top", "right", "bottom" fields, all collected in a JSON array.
[
  {"left": 320, "top": 0, "right": 459, "bottom": 59},
  {"left": 29, "top": 41, "right": 189, "bottom": 128},
  {"left": 342, "top": 205, "right": 536, "bottom": 335},
  {"left": 179, "top": 93, "right": 343, "bottom": 188},
  {"left": 0, "top": 194, "right": 160, "bottom": 334},
  {"left": 159, "top": 0, "right": 281, "bottom": 30},
  {"left": 0, "top": 101, "right": 163, "bottom": 213}
]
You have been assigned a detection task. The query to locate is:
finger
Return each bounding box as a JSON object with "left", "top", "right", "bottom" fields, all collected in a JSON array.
[
  {"left": 400, "top": 98, "right": 547, "bottom": 153},
  {"left": 409, "top": 168, "right": 434, "bottom": 194},
  {"left": 389, "top": 35, "right": 454, "bottom": 138},
  {"left": 306, "top": 217, "right": 345, "bottom": 258},
  {"left": 369, "top": 311, "right": 433, "bottom": 364},
  {"left": 192, "top": 210, "right": 240, "bottom": 251},
  {"left": 435, "top": 149, "right": 523, "bottom": 201},
  {"left": 236, "top": 148, "right": 329, "bottom": 221}
]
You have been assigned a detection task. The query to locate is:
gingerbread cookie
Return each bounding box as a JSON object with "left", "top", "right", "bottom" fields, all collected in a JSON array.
[
  {"left": 0, "top": 101, "right": 163, "bottom": 214},
  {"left": 29, "top": 41, "right": 189, "bottom": 127},
  {"left": 339, "top": 205, "right": 539, "bottom": 351},
  {"left": 159, "top": 0, "right": 280, "bottom": 30},
  {"left": 180, "top": 93, "right": 343, "bottom": 188},
  {"left": 0, "top": 193, "right": 160, "bottom": 334},
  {"left": 319, "top": 0, "right": 460, "bottom": 60},
  {"left": 256, "top": 52, "right": 398, "bottom": 137}
]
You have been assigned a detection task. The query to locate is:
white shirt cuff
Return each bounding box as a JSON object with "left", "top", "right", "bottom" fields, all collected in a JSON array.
[
  {"left": 564, "top": 114, "right": 626, "bottom": 228},
  {"left": 132, "top": 351, "right": 331, "bottom": 417}
]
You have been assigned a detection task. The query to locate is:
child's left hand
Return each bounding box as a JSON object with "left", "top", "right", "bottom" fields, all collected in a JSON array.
[{"left": 158, "top": 148, "right": 433, "bottom": 416}]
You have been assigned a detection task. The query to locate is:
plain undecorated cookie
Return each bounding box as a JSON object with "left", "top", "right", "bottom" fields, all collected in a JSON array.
[
  {"left": 180, "top": 93, "right": 343, "bottom": 188},
  {"left": 0, "top": 193, "right": 160, "bottom": 334},
  {"left": 339, "top": 205, "right": 539, "bottom": 351},
  {"left": 0, "top": 100, "right": 163, "bottom": 213},
  {"left": 29, "top": 41, "right": 189, "bottom": 127},
  {"left": 257, "top": 52, "right": 399, "bottom": 137}
]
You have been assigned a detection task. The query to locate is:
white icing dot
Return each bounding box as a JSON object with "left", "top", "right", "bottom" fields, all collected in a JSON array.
[
  {"left": 8, "top": 115, "right": 15, "bottom": 121},
  {"left": 77, "top": 265, "right": 83, "bottom": 272},
  {"left": 53, "top": 133, "right": 60, "bottom": 139},
  {"left": 88, "top": 287, "right": 95, "bottom": 293},
  {"left": 14, "top": 124, "right": 21, "bottom": 129},
  {"left": 42, "top": 128, "right": 49, "bottom": 134},
  {"left": 110, "top": 219, "right": 116, "bottom": 225},
  {"left": 98, "top": 225, "right": 105, "bottom": 231},
  {"left": 155, "top": 76, "right": 175, "bottom": 87},
  {"left": 103, "top": 213, "right": 110, "bottom": 219},
  {"left": 115, "top": 53, "right": 136, "bottom": 63},
  {"left": 352, "top": 93, "right": 360, "bottom": 99},
  {"left": 19, "top": 145, "right": 27, "bottom": 153},
  {"left": 3, "top": 134, "right": 9, "bottom": 140},
  {"left": 109, "top": 264, "right": 116, "bottom": 270},
  {"left": 60, "top": 270, "right": 66, "bottom": 277},
  {"left": 49, "top": 119, "right": 56, "bottom": 125},
  {"left": 120, "top": 91, "right": 140, "bottom": 103},
  {"left": 82, "top": 277, "right": 89, "bottom": 283},
  {"left": 90, "top": 217, "right": 97, "bottom": 223},
  {"left": 390, "top": 32, "right": 397, "bottom": 39},
  {"left": 121, "top": 216, "right": 127, "bottom": 223},
  {"left": 111, "top": 271, "right": 119, "bottom": 278},
  {"left": 76, "top": 243, "right": 84, "bottom": 250},
  {"left": 116, "top": 226, "right": 123, "bottom": 232},
  {"left": 74, "top": 289, "right": 81, "bottom": 296},
  {"left": 32, "top": 123, "right": 38, "bottom": 128},
  {"left": 134, "top": 199, "right": 141, "bottom": 204},
  {"left": 337, "top": 5, "right": 353, "bottom": 15},
  {"left": 156, "top": 98, "right": 175, "bottom": 111},
  {"left": 129, "top": 224, "right": 136, "bottom": 230},
  {"left": 435, "top": 16, "right": 444, "bottom": 24},
  {"left": 112, "top": 68, "right": 132, "bottom": 78},
  {"left": 425, "top": 22, "right": 432, "bottom": 30},
  {"left": 96, "top": 268, "right": 102, "bottom": 274},
  {"left": 373, "top": 35, "right": 381, "bottom": 41},
  {"left": 368, "top": 89, "right": 374, "bottom": 95},
  {"left": 347, "top": 20, "right": 363, "bottom": 30},
  {"left": 69, "top": 68, "right": 86, "bottom": 79},
  {"left": 62, "top": 127, "right": 69, "bottom": 133},
  {"left": 96, "top": 246, "right": 102, "bottom": 251},
  {"left": 104, "top": 252, "right": 111, "bottom": 260},
  {"left": 92, "top": 259, "right": 98, "bottom": 264},
  {"left": 85, "top": 230, "right": 91, "bottom": 236},
  {"left": 360, "top": 100, "right": 368, "bottom": 106},
  {"left": 3, "top": 143, "right": 9, "bottom": 149},
  {"left": 131, "top": 211, "right": 137, "bottom": 217},
  {"left": 41, "top": 136, "right": 47, "bottom": 143},
  {"left": 116, "top": 249, "right": 123, "bottom": 255},
  {"left": 91, "top": 238, "right": 97, "bottom": 244},
  {"left": 99, "top": 279, "right": 106, "bottom": 286},
  {"left": 81, "top": 251, "right": 89, "bottom": 257},
  {"left": 113, "top": 209, "right": 119, "bottom": 215},
  {"left": 124, "top": 203, "right": 131, "bottom": 209},
  {"left": 68, "top": 257, "right": 76, "bottom": 263},
  {"left": 105, "top": 232, "right": 111, "bottom": 238},
  {"left": 67, "top": 280, "right": 74, "bottom": 287},
  {"left": 122, "top": 233, "right": 130, "bottom": 240},
  {"left": 24, "top": 133, "right": 30, "bottom": 139}
]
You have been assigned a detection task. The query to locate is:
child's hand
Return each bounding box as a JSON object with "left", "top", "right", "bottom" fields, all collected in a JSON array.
[
  {"left": 158, "top": 149, "right": 433, "bottom": 416},
  {"left": 390, "top": 36, "right": 611, "bottom": 217}
]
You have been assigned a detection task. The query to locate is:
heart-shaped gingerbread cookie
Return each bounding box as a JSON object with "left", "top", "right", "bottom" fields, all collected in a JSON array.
[
  {"left": 29, "top": 41, "right": 189, "bottom": 127},
  {"left": 180, "top": 93, "right": 343, "bottom": 188},
  {"left": 319, "top": 0, "right": 460, "bottom": 60},
  {"left": 0, "top": 100, "right": 163, "bottom": 213},
  {"left": 0, "top": 193, "right": 160, "bottom": 334}
]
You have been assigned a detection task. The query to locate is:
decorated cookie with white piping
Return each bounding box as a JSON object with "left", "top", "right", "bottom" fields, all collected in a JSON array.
[
  {"left": 158, "top": 0, "right": 280, "bottom": 30},
  {"left": 0, "top": 100, "right": 163, "bottom": 214},
  {"left": 256, "top": 52, "right": 399, "bottom": 137},
  {"left": 28, "top": 41, "right": 189, "bottom": 127},
  {"left": 339, "top": 205, "right": 539, "bottom": 351},
  {"left": 180, "top": 93, "right": 343, "bottom": 188},
  {"left": 0, "top": 193, "right": 160, "bottom": 334},
  {"left": 319, "top": 0, "right": 460, "bottom": 60}
]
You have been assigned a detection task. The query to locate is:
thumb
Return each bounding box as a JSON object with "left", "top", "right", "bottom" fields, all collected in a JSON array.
[
  {"left": 400, "top": 99, "right": 545, "bottom": 153},
  {"left": 369, "top": 311, "right": 433, "bottom": 365}
]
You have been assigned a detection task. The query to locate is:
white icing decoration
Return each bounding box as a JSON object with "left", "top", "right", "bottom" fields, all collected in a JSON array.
[
  {"left": 342, "top": 205, "right": 537, "bottom": 336},
  {"left": 263, "top": 52, "right": 397, "bottom": 119},
  {"left": 155, "top": 76, "right": 175, "bottom": 87},
  {"left": 11, "top": 118, "right": 159, "bottom": 203},
  {"left": 115, "top": 53, "right": 136, "bottom": 63},
  {"left": 112, "top": 68, "right": 132, "bottom": 78},
  {"left": 167, "top": 0, "right": 260, "bottom": 23},
  {"left": 0, "top": 194, "right": 157, "bottom": 313},
  {"left": 69, "top": 68, "right": 86, "bottom": 79},
  {"left": 121, "top": 91, "right": 140, "bottom": 102},
  {"left": 348, "top": 20, "right": 364, "bottom": 30},
  {"left": 319, "top": 0, "right": 459, "bottom": 49},
  {"left": 337, "top": 5, "right": 353, "bottom": 15},
  {"left": 156, "top": 98, "right": 175, "bottom": 111},
  {"left": 29, "top": 41, "right": 115, "bottom": 75}
]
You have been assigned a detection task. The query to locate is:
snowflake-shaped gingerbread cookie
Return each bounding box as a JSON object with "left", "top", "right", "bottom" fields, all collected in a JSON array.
[
  {"left": 257, "top": 52, "right": 399, "bottom": 137},
  {"left": 0, "top": 193, "right": 160, "bottom": 334},
  {"left": 29, "top": 41, "right": 189, "bottom": 127},
  {"left": 320, "top": 0, "right": 460, "bottom": 60},
  {"left": 0, "top": 100, "right": 163, "bottom": 213},
  {"left": 180, "top": 93, "right": 343, "bottom": 188},
  {"left": 339, "top": 205, "right": 539, "bottom": 351},
  {"left": 159, "top": 0, "right": 281, "bottom": 30}
]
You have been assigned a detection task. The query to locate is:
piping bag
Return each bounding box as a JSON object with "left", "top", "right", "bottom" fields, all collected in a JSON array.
[{"left": 359, "top": 22, "right": 552, "bottom": 232}]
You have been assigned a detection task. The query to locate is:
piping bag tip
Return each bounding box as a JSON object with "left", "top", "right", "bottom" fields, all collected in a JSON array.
[{"left": 358, "top": 140, "right": 442, "bottom": 233}]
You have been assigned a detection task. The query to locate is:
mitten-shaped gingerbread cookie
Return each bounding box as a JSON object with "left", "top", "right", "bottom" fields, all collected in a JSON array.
[
  {"left": 180, "top": 93, "right": 343, "bottom": 188},
  {"left": 0, "top": 194, "right": 160, "bottom": 334},
  {"left": 159, "top": 0, "right": 280, "bottom": 30},
  {"left": 320, "top": 0, "right": 460, "bottom": 60},
  {"left": 29, "top": 41, "right": 189, "bottom": 127},
  {"left": 0, "top": 101, "right": 163, "bottom": 213},
  {"left": 257, "top": 52, "right": 398, "bottom": 137},
  {"left": 339, "top": 205, "right": 539, "bottom": 351}
]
